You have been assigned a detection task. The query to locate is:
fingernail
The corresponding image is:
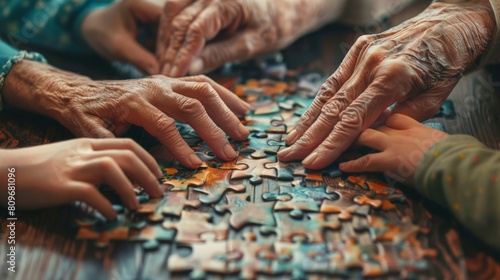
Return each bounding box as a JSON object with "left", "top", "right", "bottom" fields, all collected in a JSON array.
[
  {"left": 189, "top": 58, "right": 204, "bottom": 74},
  {"left": 156, "top": 183, "right": 164, "bottom": 196},
  {"left": 285, "top": 129, "right": 298, "bottom": 144},
  {"left": 277, "top": 147, "right": 292, "bottom": 159},
  {"left": 188, "top": 153, "right": 203, "bottom": 166},
  {"left": 339, "top": 162, "right": 347, "bottom": 170},
  {"left": 130, "top": 197, "right": 140, "bottom": 210},
  {"left": 237, "top": 123, "right": 249, "bottom": 138},
  {"left": 223, "top": 143, "right": 237, "bottom": 159},
  {"left": 302, "top": 152, "right": 319, "bottom": 166},
  {"left": 156, "top": 169, "right": 163, "bottom": 179}
]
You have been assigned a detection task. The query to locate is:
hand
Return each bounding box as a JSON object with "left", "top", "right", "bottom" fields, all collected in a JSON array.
[
  {"left": 156, "top": 0, "right": 342, "bottom": 77},
  {"left": 81, "top": 0, "right": 166, "bottom": 74},
  {"left": 2, "top": 61, "right": 250, "bottom": 168},
  {"left": 278, "top": 2, "right": 495, "bottom": 169},
  {"left": 0, "top": 138, "right": 163, "bottom": 220},
  {"left": 339, "top": 114, "right": 449, "bottom": 184}
]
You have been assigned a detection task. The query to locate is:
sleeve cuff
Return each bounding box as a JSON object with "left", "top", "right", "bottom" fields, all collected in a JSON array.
[
  {"left": 0, "top": 51, "right": 47, "bottom": 112},
  {"left": 72, "top": 3, "right": 113, "bottom": 48},
  {"left": 414, "top": 135, "right": 485, "bottom": 205}
]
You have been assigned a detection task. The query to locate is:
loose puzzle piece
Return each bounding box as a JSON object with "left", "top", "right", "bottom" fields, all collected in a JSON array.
[
  {"left": 231, "top": 155, "right": 276, "bottom": 185},
  {"left": 215, "top": 193, "right": 276, "bottom": 229},
  {"left": 162, "top": 211, "right": 228, "bottom": 243},
  {"left": 260, "top": 212, "right": 340, "bottom": 243},
  {"left": 236, "top": 132, "right": 284, "bottom": 159},
  {"left": 132, "top": 224, "right": 176, "bottom": 251},
  {"left": 262, "top": 182, "right": 339, "bottom": 218}
]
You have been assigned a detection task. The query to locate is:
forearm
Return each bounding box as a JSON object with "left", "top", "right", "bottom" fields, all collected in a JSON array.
[
  {"left": 1, "top": 60, "right": 89, "bottom": 119},
  {"left": 415, "top": 135, "right": 500, "bottom": 250},
  {"left": 269, "top": 0, "right": 346, "bottom": 48}
]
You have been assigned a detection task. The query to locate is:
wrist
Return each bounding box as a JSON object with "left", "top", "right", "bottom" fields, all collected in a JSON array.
[{"left": 2, "top": 60, "right": 91, "bottom": 121}]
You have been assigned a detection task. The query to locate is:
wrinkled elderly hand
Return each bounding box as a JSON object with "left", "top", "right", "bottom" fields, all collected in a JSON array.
[
  {"left": 278, "top": 2, "right": 495, "bottom": 169},
  {"left": 156, "top": 0, "right": 342, "bottom": 77},
  {"left": 339, "top": 114, "right": 449, "bottom": 184},
  {"left": 82, "top": 0, "right": 166, "bottom": 74},
  {"left": 1, "top": 138, "right": 162, "bottom": 220},
  {"left": 2, "top": 60, "right": 250, "bottom": 169}
]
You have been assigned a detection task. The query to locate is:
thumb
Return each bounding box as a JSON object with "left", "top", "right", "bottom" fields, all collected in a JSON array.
[{"left": 114, "top": 35, "right": 160, "bottom": 75}]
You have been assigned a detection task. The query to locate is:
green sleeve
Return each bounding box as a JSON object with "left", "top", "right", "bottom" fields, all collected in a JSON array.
[
  {"left": 0, "top": 0, "right": 114, "bottom": 55},
  {"left": 415, "top": 135, "right": 500, "bottom": 251}
]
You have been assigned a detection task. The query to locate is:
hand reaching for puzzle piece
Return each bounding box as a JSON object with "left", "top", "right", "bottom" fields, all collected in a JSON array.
[
  {"left": 0, "top": 138, "right": 163, "bottom": 220},
  {"left": 278, "top": 1, "right": 495, "bottom": 169},
  {"left": 156, "top": 0, "right": 343, "bottom": 77},
  {"left": 2, "top": 61, "right": 250, "bottom": 168}
]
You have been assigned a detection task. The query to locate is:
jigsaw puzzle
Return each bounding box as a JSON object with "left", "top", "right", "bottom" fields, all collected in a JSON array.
[{"left": 73, "top": 60, "right": 441, "bottom": 279}]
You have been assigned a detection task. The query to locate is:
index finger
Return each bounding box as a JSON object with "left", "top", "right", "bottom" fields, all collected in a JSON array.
[
  {"left": 90, "top": 138, "right": 163, "bottom": 178},
  {"left": 125, "top": 101, "right": 203, "bottom": 169},
  {"left": 302, "top": 86, "right": 395, "bottom": 169}
]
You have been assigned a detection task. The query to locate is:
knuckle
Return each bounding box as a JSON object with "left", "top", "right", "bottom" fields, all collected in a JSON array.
[
  {"left": 98, "top": 156, "right": 117, "bottom": 170},
  {"left": 154, "top": 115, "right": 177, "bottom": 135},
  {"left": 295, "top": 133, "right": 315, "bottom": 147},
  {"left": 320, "top": 101, "right": 341, "bottom": 119},
  {"left": 179, "top": 98, "right": 204, "bottom": 115},
  {"left": 121, "top": 138, "right": 136, "bottom": 149},
  {"left": 358, "top": 156, "right": 372, "bottom": 168}
]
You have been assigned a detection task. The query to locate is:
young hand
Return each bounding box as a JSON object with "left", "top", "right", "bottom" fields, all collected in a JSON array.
[
  {"left": 1, "top": 138, "right": 163, "bottom": 220},
  {"left": 339, "top": 114, "right": 449, "bottom": 184}
]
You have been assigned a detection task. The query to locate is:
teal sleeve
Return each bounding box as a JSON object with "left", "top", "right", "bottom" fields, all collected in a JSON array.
[
  {"left": 0, "top": 40, "right": 46, "bottom": 111},
  {"left": 0, "top": 0, "right": 114, "bottom": 55},
  {"left": 415, "top": 135, "right": 500, "bottom": 251}
]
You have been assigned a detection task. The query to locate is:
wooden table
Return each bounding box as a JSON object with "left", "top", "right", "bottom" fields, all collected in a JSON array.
[{"left": 1, "top": 19, "right": 500, "bottom": 279}]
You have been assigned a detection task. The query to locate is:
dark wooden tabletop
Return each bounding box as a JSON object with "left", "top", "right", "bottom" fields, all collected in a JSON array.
[{"left": 1, "top": 7, "right": 500, "bottom": 279}]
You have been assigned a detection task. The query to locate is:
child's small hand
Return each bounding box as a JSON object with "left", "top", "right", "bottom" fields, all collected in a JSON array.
[
  {"left": 2, "top": 138, "right": 164, "bottom": 220},
  {"left": 339, "top": 114, "right": 449, "bottom": 184}
]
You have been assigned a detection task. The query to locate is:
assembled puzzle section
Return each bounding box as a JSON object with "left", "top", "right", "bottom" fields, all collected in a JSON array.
[{"left": 74, "top": 66, "right": 443, "bottom": 279}]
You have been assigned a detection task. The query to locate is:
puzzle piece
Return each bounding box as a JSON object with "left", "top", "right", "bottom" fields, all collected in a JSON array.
[
  {"left": 367, "top": 215, "right": 420, "bottom": 243},
  {"left": 225, "top": 232, "right": 286, "bottom": 278},
  {"left": 260, "top": 212, "right": 340, "bottom": 243},
  {"left": 168, "top": 240, "right": 232, "bottom": 279},
  {"left": 320, "top": 190, "right": 360, "bottom": 220},
  {"left": 275, "top": 240, "right": 330, "bottom": 278},
  {"left": 136, "top": 191, "right": 201, "bottom": 220},
  {"left": 162, "top": 191, "right": 201, "bottom": 217},
  {"left": 194, "top": 182, "right": 246, "bottom": 204},
  {"left": 231, "top": 155, "right": 276, "bottom": 185},
  {"left": 262, "top": 182, "right": 339, "bottom": 218},
  {"left": 215, "top": 193, "right": 276, "bottom": 229},
  {"left": 354, "top": 195, "right": 383, "bottom": 209},
  {"left": 237, "top": 132, "right": 283, "bottom": 159},
  {"left": 434, "top": 99, "right": 456, "bottom": 119},
  {"left": 326, "top": 238, "right": 382, "bottom": 276},
  {"left": 76, "top": 215, "right": 134, "bottom": 248},
  {"left": 162, "top": 211, "right": 228, "bottom": 243},
  {"left": 132, "top": 224, "right": 176, "bottom": 251},
  {"left": 163, "top": 166, "right": 209, "bottom": 191}
]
